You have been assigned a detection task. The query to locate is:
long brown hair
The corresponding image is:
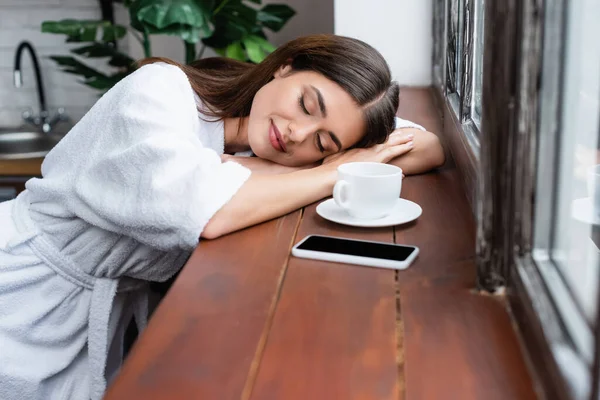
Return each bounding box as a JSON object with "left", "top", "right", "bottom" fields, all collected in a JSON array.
[{"left": 138, "top": 34, "right": 399, "bottom": 148}]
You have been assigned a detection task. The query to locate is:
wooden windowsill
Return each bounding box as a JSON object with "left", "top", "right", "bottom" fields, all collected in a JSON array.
[{"left": 105, "top": 88, "right": 536, "bottom": 400}]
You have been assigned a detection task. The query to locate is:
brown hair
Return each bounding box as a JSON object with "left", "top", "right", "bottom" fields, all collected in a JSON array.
[{"left": 138, "top": 34, "right": 399, "bottom": 148}]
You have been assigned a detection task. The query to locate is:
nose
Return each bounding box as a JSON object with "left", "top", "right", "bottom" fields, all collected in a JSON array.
[{"left": 288, "top": 118, "right": 320, "bottom": 144}]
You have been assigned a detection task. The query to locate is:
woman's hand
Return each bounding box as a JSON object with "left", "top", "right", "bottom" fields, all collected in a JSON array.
[
  {"left": 323, "top": 131, "right": 414, "bottom": 167},
  {"left": 386, "top": 128, "right": 445, "bottom": 175},
  {"left": 221, "top": 154, "right": 319, "bottom": 175}
]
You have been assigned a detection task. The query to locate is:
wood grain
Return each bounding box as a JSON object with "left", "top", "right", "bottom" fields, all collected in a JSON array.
[
  {"left": 396, "top": 170, "right": 476, "bottom": 279},
  {"left": 248, "top": 204, "right": 399, "bottom": 400},
  {"left": 105, "top": 211, "right": 302, "bottom": 400},
  {"left": 398, "top": 87, "right": 444, "bottom": 136},
  {"left": 400, "top": 261, "right": 535, "bottom": 400}
]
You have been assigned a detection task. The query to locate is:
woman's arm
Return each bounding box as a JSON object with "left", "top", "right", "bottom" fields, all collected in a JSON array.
[
  {"left": 387, "top": 128, "right": 445, "bottom": 175},
  {"left": 220, "top": 154, "right": 318, "bottom": 175},
  {"left": 201, "top": 135, "right": 414, "bottom": 239},
  {"left": 201, "top": 165, "right": 335, "bottom": 239},
  {"left": 222, "top": 128, "right": 444, "bottom": 177}
]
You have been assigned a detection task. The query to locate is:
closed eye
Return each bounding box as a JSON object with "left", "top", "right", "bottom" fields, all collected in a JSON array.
[
  {"left": 298, "top": 95, "right": 309, "bottom": 115},
  {"left": 316, "top": 133, "right": 325, "bottom": 153}
]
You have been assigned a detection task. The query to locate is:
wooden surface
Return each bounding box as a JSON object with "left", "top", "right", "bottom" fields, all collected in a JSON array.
[
  {"left": 0, "top": 157, "right": 42, "bottom": 176},
  {"left": 105, "top": 88, "right": 536, "bottom": 400},
  {"left": 107, "top": 211, "right": 302, "bottom": 400},
  {"left": 248, "top": 205, "right": 398, "bottom": 400}
]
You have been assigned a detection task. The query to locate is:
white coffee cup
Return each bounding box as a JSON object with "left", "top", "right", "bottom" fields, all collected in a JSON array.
[
  {"left": 333, "top": 162, "right": 403, "bottom": 219},
  {"left": 588, "top": 164, "right": 600, "bottom": 218}
]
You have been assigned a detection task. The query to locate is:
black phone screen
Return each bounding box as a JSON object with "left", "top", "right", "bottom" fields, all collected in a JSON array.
[{"left": 296, "top": 235, "right": 416, "bottom": 261}]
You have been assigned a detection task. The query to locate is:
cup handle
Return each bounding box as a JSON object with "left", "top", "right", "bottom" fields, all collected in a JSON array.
[{"left": 333, "top": 180, "right": 351, "bottom": 210}]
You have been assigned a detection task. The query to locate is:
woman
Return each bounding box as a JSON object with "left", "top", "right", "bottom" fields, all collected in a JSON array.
[{"left": 0, "top": 35, "right": 443, "bottom": 400}]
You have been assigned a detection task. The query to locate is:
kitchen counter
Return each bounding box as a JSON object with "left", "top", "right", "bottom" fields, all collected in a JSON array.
[{"left": 0, "top": 158, "right": 43, "bottom": 176}]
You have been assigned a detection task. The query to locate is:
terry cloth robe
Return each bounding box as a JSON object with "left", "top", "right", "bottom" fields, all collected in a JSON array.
[{"left": 0, "top": 62, "right": 251, "bottom": 400}]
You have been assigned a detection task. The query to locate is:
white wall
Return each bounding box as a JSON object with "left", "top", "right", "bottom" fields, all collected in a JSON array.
[
  {"left": 0, "top": 0, "right": 101, "bottom": 127},
  {"left": 334, "top": 0, "right": 432, "bottom": 86}
]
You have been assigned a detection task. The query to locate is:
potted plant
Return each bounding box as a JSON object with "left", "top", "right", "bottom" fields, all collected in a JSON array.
[{"left": 41, "top": 0, "right": 295, "bottom": 91}]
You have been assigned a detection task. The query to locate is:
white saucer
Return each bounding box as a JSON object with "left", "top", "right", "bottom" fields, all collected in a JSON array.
[
  {"left": 316, "top": 198, "right": 422, "bottom": 228},
  {"left": 572, "top": 197, "right": 600, "bottom": 225}
]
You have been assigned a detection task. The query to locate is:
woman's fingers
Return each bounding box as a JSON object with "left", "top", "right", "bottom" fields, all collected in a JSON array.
[
  {"left": 387, "top": 132, "right": 414, "bottom": 145},
  {"left": 323, "top": 132, "right": 415, "bottom": 167},
  {"left": 380, "top": 138, "right": 414, "bottom": 163}
]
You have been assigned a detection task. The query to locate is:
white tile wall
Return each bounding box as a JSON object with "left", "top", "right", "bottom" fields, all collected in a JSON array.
[{"left": 0, "top": 0, "right": 101, "bottom": 127}]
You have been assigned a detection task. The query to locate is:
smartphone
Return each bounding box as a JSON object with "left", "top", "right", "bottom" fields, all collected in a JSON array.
[{"left": 291, "top": 235, "right": 419, "bottom": 270}]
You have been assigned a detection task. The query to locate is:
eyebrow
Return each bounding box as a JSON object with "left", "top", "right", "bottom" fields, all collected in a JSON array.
[
  {"left": 310, "top": 85, "right": 327, "bottom": 117},
  {"left": 310, "top": 85, "right": 342, "bottom": 151}
]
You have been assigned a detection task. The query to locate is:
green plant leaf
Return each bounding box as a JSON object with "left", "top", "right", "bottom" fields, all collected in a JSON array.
[
  {"left": 48, "top": 55, "right": 129, "bottom": 91},
  {"left": 70, "top": 43, "right": 117, "bottom": 57},
  {"left": 128, "top": 0, "right": 213, "bottom": 42},
  {"left": 107, "top": 53, "right": 136, "bottom": 68},
  {"left": 102, "top": 25, "right": 127, "bottom": 42},
  {"left": 48, "top": 56, "right": 108, "bottom": 79},
  {"left": 251, "top": 34, "right": 275, "bottom": 52},
  {"left": 202, "top": 22, "right": 243, "bottom": 49},
  {"left": 70, "top": 43, "right": 135, "bottom": 68},
  {"left": 242, "top": 34, "right": 275, "bottom": 63},
  {"left": 138, "top": 23, "right": 204, "bottom": 43},
  {"left": 42, "top": 19, "right": 107, "bottom": 36},
  {"left": 84, "top": 72, "right": 128, "bottom": 90},
  {"left": 42, "top": 20, "right": 127, "bottom": 42},
  {"left": 202, "top": 1, "right": 258, "bottom": 49},
  {"left": 257, "top": 4, "right": 295, "bottom": 32},
  {"left": 243, "top": 40, "right": 262, "bottom": 63},
  {"left": 225, "top": 41, "right": 246, "bottom": 61},
  {"left": 224, "top": 2, "right": 258, "bottom": 33}
]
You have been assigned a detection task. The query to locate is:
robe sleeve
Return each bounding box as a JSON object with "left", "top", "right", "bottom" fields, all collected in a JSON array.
[
  {"left": 62, "top": 63, "right": 250, "bottom": 251},
  {"left": 394, "top": 116, "right": 426, "bottom": 131}
]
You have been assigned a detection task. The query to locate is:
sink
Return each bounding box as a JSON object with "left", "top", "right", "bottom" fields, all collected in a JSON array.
[{"left": 0, "top": 129, "right": 66, "bottom": 160}]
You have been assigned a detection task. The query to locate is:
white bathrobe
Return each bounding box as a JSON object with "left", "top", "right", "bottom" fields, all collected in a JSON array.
[
  {"left": 0, "top": 61, "right": 425, "bottom": 400},
  {"left": 0, "top": 62, "right": 251, "bottom": 400}
]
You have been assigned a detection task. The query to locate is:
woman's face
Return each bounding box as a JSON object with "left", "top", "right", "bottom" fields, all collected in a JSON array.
[{"left": 247, "top": 66, "right": 366, "bottom": 167}]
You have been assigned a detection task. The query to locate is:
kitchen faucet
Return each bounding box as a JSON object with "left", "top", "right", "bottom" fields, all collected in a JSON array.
[{"left": 13, "top": 41, "right": 67, "bottom": 133}]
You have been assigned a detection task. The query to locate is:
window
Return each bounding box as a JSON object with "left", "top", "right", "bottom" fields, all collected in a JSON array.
[
  {"left": 433, "top": 0, "right": 484, "bottom": 156},
  {"left": 473, "top": 0, "right": 600, "bottom": 398},
  {"left": 546, "top": 0, "right": 600, "bottom": 323},
  {"left": 471, "top": 0, "right": 484, "bottom": 129},
  {"left": 432, "top": 0, "right": 485, "bottom": 208},
  {"left": 446, "top": 0, "right": 463, "bottom": 97},
  {"left": 531, "top": 0, "right": 600, "bottom": 395}
]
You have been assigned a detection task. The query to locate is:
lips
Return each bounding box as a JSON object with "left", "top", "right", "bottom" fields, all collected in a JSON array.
[{"left": 269, "top": 120, "right": 287, "bottom": 152}]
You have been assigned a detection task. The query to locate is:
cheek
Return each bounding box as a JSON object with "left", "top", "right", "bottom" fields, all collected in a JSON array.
[
  {"left": 247, "top": 92, "right": 270, "bottom": 150},
  {"left": 287, "top": 148, "right": 325, "bottom": 167}
]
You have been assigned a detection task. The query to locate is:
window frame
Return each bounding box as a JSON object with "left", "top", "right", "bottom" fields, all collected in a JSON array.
[{"left": 432, "top": 0, "right": 480, "bottom": 212}]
